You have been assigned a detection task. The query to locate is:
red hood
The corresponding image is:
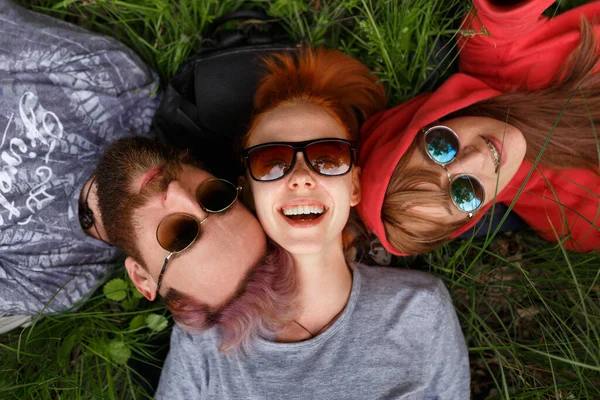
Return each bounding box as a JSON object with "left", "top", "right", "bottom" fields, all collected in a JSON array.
[{"left": 357, "top": 73, "right": 502, "bottom": 256}]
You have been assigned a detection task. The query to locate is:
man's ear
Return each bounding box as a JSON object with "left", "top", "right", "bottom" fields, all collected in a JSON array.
[
  {"left": 238, "top": 174, "right": 255, "bottom": 211},
  {"left": 350, "top": 166, "right": 362, "bottom": 207},
  {"left": 124, "top": 256, "right": 157, "bottom": 301}
]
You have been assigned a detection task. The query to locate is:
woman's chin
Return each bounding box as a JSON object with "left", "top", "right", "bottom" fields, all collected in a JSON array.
[{"left": 276, "top": 239, "right": 327, "bottom": 256}]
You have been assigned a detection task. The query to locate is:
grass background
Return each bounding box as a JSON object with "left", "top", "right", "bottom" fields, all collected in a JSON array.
[{"left": 1, "top": 0, "right": 599, "bottom": 399}]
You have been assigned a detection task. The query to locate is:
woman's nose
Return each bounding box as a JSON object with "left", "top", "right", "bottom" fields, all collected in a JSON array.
[
  {"left": 287, "top": 153, "right": 317, "bottom": 190},
  {"left": 447, "top": 146, "right": 486, "bottom": 176}
]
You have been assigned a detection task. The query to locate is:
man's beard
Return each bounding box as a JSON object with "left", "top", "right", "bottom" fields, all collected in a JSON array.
[{"left": 163, "top": 239, "right": 299, "bottom": 353}]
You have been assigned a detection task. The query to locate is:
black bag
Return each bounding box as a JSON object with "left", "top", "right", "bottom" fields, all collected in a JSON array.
[{"left": 153, "top": 10, "right": 297, "bottom": 181}]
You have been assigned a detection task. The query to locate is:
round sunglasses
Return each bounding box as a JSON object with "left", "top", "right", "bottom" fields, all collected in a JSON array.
[
  {"left": 242, "top": 138, "right": 355, "bottom": 182},
  {"left": 155, "top": 178, "right": 241, "bottom": 294},
  {"left": 422, "top": 125, "right": 485, "bottom": 217}
]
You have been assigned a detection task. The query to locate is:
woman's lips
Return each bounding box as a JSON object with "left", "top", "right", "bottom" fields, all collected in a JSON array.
[
  {"left": 483, "top": 136, "right": 507, "bottom": 168},
  {"left": 282, "top": 204, "right": 325, "bottom": 216},
  {"left": 281, "top": 211, "right": 326, "bottom": 228},
  {"left": 279, "top": 201, "right": 328, "bottom": 228}
]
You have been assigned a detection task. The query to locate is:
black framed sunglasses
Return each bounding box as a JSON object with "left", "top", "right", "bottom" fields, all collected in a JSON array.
[
  {"left": 155, "top": 178, "right": 241, "bottom": 294},
  {"left": 422, "top": 125, "right": 486, "bottom": 217},
  {"left": 242, "top": 138, "right": 356, "bottom": 182}
]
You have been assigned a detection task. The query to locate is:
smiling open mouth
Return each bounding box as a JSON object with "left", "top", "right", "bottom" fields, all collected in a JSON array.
[
  {"left": 281, "top": 205, "right": 326, "bottom": 221},
  {"left": 483, "top": 137, "right": 500, "bottom": 171}
]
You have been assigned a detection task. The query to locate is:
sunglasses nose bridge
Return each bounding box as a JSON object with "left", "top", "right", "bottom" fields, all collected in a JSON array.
[
  {"left": 447, "top": 146, "right": 486, "bottom": 177},
  {"left": 166, "top": 180, "right": 209, "bottom": 220},
  {"left": 441, "top": 166, "right": 452, "bottom": 183},
  {"left": 287, "top": 152, "right": 317, "bottom": 188}
]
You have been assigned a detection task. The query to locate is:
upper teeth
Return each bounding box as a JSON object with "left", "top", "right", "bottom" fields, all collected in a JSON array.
[
  {"left": 282, "top": 205, "right": 324, "bottom": 216},
  {"left": 483, "top": 137, "right": 500, "bottom": 169}
]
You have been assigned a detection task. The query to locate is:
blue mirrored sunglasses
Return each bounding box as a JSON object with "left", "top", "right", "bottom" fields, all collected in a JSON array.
[{"left": 422, "top": 125, "right": 485, "bottom": 215}]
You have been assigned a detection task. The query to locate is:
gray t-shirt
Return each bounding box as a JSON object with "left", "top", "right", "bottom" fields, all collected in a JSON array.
[
  {"left": 0, "top": 0, "right": 160, "bottom": 315},
  {"left": 156, "top": 265, "right": 471, "bottom": 399}
]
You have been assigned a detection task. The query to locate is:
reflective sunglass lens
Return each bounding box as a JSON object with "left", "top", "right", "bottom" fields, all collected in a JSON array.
[
  {"left": 425, "top": 127, "right": 459, "bottom": 164},
  {"left": 306, "top": 141, "right": 352, "bottom": 176},
  {"left": 451, "top": 175, "right": 484, "bottom": 213},
  {"left": 157, "top": 214, "right": 199, "bottom": 253},
  {"left": 248, "top": 145, "right": 294, "bottom": 181},
  {"left": 196, "top": 179, "right": 238, "bottom": 212}
]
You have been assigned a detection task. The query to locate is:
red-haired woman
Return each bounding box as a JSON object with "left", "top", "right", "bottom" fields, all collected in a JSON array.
[
  {"left": 155, "top": 47, "right": 471, "bottom": 399},
  {"left": 358, "top": 0, "right": 600, "bottom": 255}
]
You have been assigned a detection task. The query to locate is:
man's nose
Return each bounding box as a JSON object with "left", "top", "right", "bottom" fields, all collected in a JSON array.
[
  {"left": 287, "top": 153, "right": 316, "bottom": 190},
  {"left": 164, "top": 181, "right": 207, "bottom": 218}
]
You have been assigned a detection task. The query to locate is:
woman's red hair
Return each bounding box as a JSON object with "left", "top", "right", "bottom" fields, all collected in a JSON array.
[{"left": 242, "top": 46, "right": 387, "bottom": 146}]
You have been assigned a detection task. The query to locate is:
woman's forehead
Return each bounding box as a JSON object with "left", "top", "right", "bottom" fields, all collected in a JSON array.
[{"left": 248, "top": 103, "right": 347, "bottom": 145}]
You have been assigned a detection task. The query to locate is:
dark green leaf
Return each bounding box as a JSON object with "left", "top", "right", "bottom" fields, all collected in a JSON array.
[
  {"left": 120, "top": 297, "right": 140, "bottom": 311},
  {"left": 57, "top": 329, "right": 81, "bottom": 370},
  {"left": 108, "top": 340, "right": 131, "bottom": 365},
  {"left": 130, "top": 314, "right": 146, "bottom": 331}
]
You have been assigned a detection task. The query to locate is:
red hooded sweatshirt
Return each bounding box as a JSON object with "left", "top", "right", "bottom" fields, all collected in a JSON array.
[{"left": 357, "top": 0, "right": 600, "bottom": 255}]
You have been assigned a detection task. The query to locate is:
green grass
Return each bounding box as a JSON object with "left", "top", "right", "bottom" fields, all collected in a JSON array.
[
  {"left": 0, "top": 266, "right": 171, "bottom": 399},
  {"left": 435, "top": 234, "right": 600, "bottom": 398},
  {"left": 3, "top": 0, "right": 600, "bottom": 399}
]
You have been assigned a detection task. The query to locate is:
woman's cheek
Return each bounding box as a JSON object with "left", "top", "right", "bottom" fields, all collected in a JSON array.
[{"left": 251, "top": 185, "right": 276, "bottom": 226}]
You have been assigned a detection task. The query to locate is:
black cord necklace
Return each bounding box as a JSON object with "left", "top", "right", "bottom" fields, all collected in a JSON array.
[{"left": 292, "top": 306, "right": 346, "bottom": 339}]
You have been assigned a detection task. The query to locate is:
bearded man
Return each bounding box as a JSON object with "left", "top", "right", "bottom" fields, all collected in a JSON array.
[{"left": 94, "top": 137, "right": 299, "bottom": 351}]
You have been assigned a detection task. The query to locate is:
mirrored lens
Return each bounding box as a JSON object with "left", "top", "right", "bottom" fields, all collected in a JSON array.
[
  {"left": 424, "top": 127, "right": 459, "bottom": 164},
  {"left": 157, "top": 214, "right": 199, "bottom": 252},
  {"left": 306, "top": 140, "right": 352, "bottom": 176},
  {"left": 247, "top": 145, "right": 294, "bottom": 181},
  {"left": 196, "top": 179, "right": 238, "bottom": 212},
  {"left": 451, "top": 175, "right": 484, "bottom": 213}
]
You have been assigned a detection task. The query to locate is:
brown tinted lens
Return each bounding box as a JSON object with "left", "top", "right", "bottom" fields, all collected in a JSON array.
[
  {"left": 248, "top": 145, "right": 294, "bottom": 181},
  {"left": 157, "top": 214, "right": 199, "bottom": 252},
  {"left": 196, "top": 179, "right": 238, "bottom": 212},
  {"left": 305, "top": 140, "right": 352, "bottom": 176}
]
